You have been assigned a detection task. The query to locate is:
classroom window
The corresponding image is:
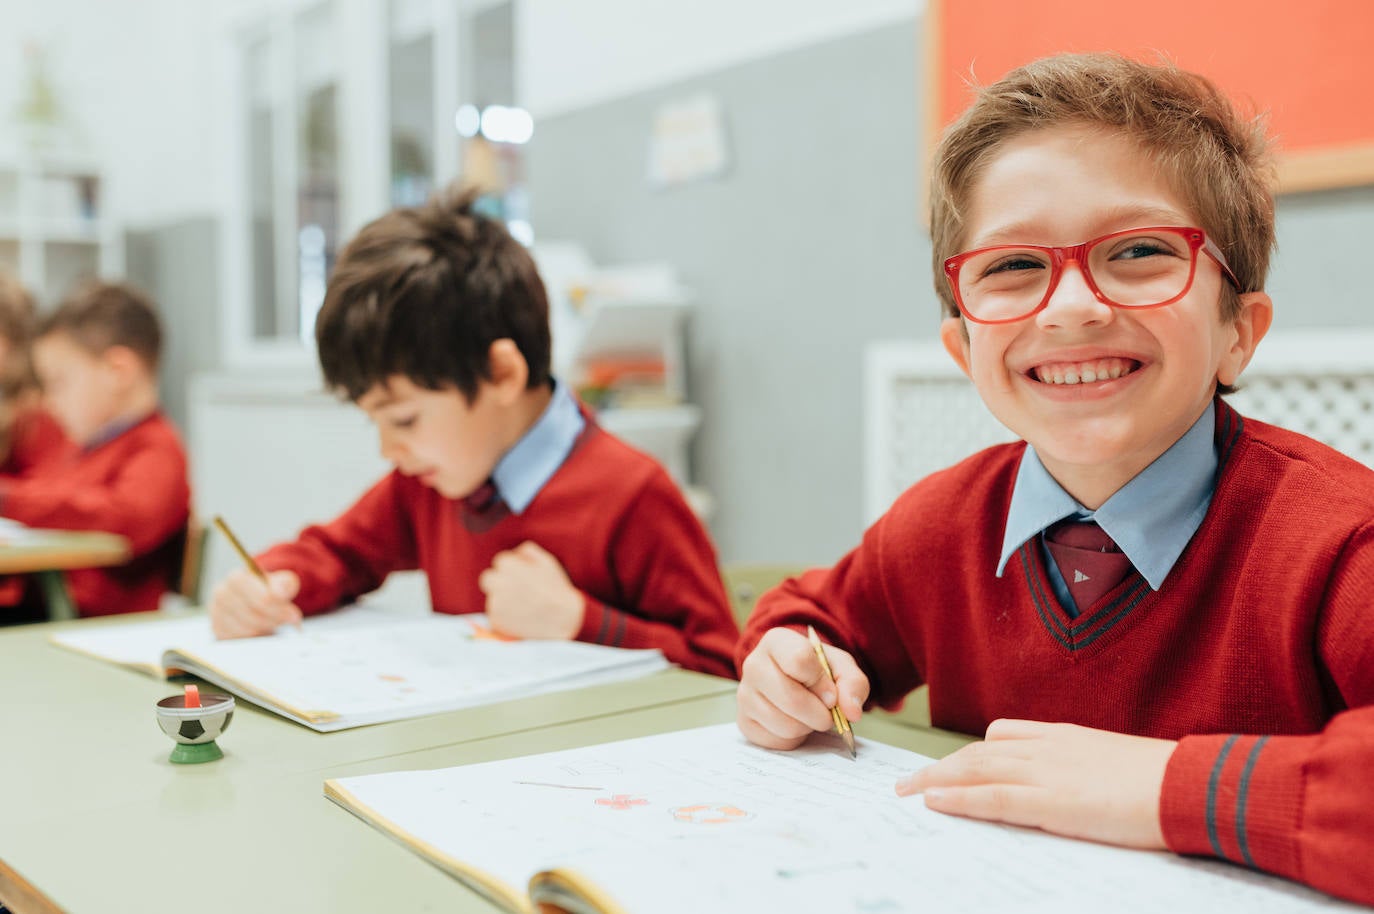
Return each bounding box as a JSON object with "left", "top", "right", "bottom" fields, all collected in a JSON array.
[{"left": 226, "top": 0, "right": 526, "bottom": 367}]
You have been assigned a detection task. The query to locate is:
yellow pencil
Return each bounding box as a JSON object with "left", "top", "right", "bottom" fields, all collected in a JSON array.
[
  {"left": 212, "top": 515, "right": 301, "bottom": 632},
  {"left": 806, "top": 625, "right": 857, "bottom": 758}
]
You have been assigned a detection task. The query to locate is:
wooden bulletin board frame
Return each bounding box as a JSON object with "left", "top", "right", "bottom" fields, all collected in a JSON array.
[{"left": 923, "top": 0, "right": 1374, "bottom": 196}]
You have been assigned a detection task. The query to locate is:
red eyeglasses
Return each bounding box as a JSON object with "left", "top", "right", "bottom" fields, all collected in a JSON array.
[{"left": 943, "top": 226, "right": 1241, "bottom": 325}]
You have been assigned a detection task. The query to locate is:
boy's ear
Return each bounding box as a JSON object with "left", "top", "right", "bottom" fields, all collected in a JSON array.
[
  {"left": 484, "top": 339, "right": 529, "bottom": 402},
  {"left": 940, "top": 317, "right": 973, "bottom": 379},
  {"left": 101, "top": 344, "right": 146, "bottom": 383},
  {"left": 1217, "top": 292, "right": 1274, "bottom": 387}
]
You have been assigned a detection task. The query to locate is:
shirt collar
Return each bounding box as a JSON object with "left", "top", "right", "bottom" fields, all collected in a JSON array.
[
  {"left": 490, "top": 379, "right": 585, "bottom": 515},
  {"left": 996, "top": 401, "right": 1218, "bottom": 590},
  {"left": 83, "top": 412, "right": 154, "bottom": 452}
]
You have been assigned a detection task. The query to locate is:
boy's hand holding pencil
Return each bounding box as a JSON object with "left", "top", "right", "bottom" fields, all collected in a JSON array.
[
  {"left": 736, "top": 626, "right": 869, "bottom": 752},
  {"left": 209, "top": 567, "right": 304, "bottom": 639},
  {"left": 208, "top": 516, "right": 304, "bottom": 639}
]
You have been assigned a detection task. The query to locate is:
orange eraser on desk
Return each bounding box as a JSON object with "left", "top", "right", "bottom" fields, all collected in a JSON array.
[{"left": 184, "top": 684, "right": 201, "bottom": 709}]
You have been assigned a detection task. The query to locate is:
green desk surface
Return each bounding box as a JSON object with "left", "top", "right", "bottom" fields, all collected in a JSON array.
[
  {"left": 0, "top": 618, "right": 735, "bottom": 830},
  {"left": 0, "top": 613, "right": 735, "bottom": 912},
  {"left": 0, "top": 691, "right": 974, "bottom": 914}
]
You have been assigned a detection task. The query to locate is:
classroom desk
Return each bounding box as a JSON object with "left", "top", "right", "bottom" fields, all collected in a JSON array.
[
  {"left": 0, "top": 689, "right": 974, "bottom": 914},
  {"left": 0, "top": 616, "right": 737, "bottom": 830},
  {"left": 0, "top": 530, "right": 131, "bottom": 621},
  {"left": 0, "top": 614, "right": 741, "bottom": 913}
]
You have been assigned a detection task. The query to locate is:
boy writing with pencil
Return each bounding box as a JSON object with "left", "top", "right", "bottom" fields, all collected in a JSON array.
[
  {"left": 208, "top": 189, "right": 739, "bottom": 678},
  {"left": 736, "top": 54, "right": 1374, "bottom": 903},
  {"left": 1, "top": 281, "right": 190, "bottom": 616}
]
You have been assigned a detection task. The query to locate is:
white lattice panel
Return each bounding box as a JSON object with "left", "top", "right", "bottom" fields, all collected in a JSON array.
[
  {"left": 864, "top": 330, "right": 1374, "bottom": 525},
  {"left": 864, "top": 341, "right": 1016, "bottom": 524},
  {"left": 1227, "top": 328, "right": 1374, "bottom": 469}
]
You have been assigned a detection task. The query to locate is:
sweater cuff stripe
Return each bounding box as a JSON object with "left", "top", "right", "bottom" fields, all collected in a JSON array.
[
  {"left": 611, "top": 608, "right": 627, "bottom": 647},
  {"left": 594, "top": 599, "right": 612, "bottom": 644},
  {"left": 1206, "top": 734, "right": 1240, "bottom": 860},
  {"left": 1235, "top": 735, "right": 1269, "bottom": 869}
]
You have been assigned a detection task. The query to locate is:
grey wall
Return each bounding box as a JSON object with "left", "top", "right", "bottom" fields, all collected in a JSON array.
[
  {"left": 530, "top": 22, "right": 932, "bottom": 565},
  {"left": 124, "top": 217, "right": 223, "bottom": 434},
  {"left": 533, "top": 19, "right": 1374, "bottom": 566},
  {"left": 1270, "top": 185, "right": 1374, "bottom": 328}
]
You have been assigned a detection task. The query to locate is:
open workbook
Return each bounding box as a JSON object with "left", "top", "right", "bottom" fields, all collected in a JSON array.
[
  {"left": 50, "top": 607, "right": 667, "bottom": 731},
  {"left": 326, "top": 723, "right": 1358, "bottom": 914}
]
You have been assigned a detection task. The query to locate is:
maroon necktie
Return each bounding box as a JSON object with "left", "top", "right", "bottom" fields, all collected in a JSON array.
[
  {"left": 464, "top": 479, "right": 500, "bottom": 513},
  {"left": 460, "top": 478, "right": 508, "bottom": 533},
  {"left": 1043, "top": 519, "right": 1133, "bottom": 612}
]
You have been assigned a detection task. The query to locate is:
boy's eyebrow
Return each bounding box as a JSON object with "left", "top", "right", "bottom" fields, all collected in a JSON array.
[
  {"left": 358, "top": 393, "right": 397, "bottom": 411},
  {"left": 969, "top": 205, "right": 1194, "bottom": 248}
]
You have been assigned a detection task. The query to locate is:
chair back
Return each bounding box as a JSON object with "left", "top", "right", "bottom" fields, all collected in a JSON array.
[
  {"left": 177, "top": 516, "right": 210, "bottom": 605},
  {"left": 719, "top": 564, "right": 807, "bottom": 629}
]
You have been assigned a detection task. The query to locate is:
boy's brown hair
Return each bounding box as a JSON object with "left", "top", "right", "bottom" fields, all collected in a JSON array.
[
  {"left": 38, "top": 281, "right": 163, "bottom": 372},
  {"left": 929, "top": 52, "right": 1276, "bottom": 322},
  {"left": 315, "top": 187, "right": 551, "bottom": 402},
  {"left": 0, "top": 272, "right": 37, "bottom": 349},
  {"left": 0, "top": 272, "right": 39, "bottom": 393}
]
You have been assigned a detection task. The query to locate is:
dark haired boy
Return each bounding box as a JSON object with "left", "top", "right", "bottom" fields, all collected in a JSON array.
[{"left": 208, "top": 190, "right": 738, "bottom": 678}]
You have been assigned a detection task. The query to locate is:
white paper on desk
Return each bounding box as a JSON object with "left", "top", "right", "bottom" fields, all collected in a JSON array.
[
  {"left": 327, "top": 723, "right": 1359, "bottom": 914},
  {"left": 169, "top": 614, "right": 667, "bottom": 731},
  {"left": 0, "top": 517, "right": 31, "bottom": 538},
  {"left": 49, "top": 604, "right": 395, "bottom": 675},
  {"left": 52, "top": 608, "right": 668, "bottom": 731}
]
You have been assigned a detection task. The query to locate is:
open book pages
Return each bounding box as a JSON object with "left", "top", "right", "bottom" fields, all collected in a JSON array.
[
  {"left": 326, "top": 723, "right": 1358, "bottom": 914},
  {"left": 50, "top": 604, "right": 394, "bottom": 676},
  {"left": 50, "top": 608, "right": 668, "bottom": 731}
]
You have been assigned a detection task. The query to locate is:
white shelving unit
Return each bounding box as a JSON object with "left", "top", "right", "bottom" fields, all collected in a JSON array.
[
  {"left": 0, "top": 152, "right": 122, "bottom": 305},
  {"left": 563, "top": 286, "right": 710, "bottom": 517},
  {"left": 534, "top": 245, "right": 711, "bottom": 518}
]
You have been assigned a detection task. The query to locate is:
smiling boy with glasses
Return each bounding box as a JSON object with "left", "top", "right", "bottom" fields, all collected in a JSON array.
[{"left": 735, "top": 53, "right": 1374, "bottom": 903}]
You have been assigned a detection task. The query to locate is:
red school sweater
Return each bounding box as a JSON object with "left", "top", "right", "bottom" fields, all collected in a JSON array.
[
  {"left": 0, "top": 407, "right": 73, "bottom": 478},
  {"left": 0, "top": 412, "right": 191, "bottom": 615},
  {"left": 739, "top": 399, "right": 1374, "bottom": 905},
  {"left": 257, "top": 421, "right": 739, "bottom": 678}
]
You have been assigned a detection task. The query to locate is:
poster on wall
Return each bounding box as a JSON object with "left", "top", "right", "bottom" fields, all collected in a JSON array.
[{"left": 647, "top": 93, "right": 732, "bottom": 189}]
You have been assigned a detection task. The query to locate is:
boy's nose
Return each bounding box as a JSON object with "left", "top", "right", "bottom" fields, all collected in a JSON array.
[
  {"left": 378, "top": 430, "right": 406, "bottom": 464},
  {"left": 1035, "top": 262, "right": 1114, "bottom": 330}
]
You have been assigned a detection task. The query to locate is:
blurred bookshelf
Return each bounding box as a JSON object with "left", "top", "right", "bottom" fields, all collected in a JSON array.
[
  {"left": 0, "top": 152, "right": 121, "bottom": 305},
  {"left": 540, "top": 247, "right": 711, "bottom": 518}
]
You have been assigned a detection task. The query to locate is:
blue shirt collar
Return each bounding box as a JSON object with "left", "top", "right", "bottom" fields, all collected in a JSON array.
[
  {"left": 490, "top": 380, "right": 586, "bottom": 515},
  {"left": 996, "top": 401, "right": 1217, "bottom": 590},
  {"left": 84, "top": 412, "right": 153, "bottom": 452}
]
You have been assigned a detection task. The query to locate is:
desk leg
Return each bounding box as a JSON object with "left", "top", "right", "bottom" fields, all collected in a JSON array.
[{"left": 36, "top": 571, "right": 77, "bottom": 623}]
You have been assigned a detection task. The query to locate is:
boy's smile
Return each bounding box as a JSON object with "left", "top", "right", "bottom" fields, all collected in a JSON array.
[{"left": 940, "top": 125, "right": 1272, "bottom": 508}]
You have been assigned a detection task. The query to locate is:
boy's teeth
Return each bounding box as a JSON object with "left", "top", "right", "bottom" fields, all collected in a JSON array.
[{"left": 1035, "top": 358, "right": 1135, "bottom": 385}]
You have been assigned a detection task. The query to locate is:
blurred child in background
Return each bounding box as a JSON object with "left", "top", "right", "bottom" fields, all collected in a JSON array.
[
  {"left": 0, "top": 273, "right": 70, "bottom": 477},
  {"left": 0, "top": 281, "right": 190, "bottom": 617}
]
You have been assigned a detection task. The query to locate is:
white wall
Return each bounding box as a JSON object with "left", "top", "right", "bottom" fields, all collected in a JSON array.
[
  {"left": 2, "top": 0, "right": 926, "bottom": 225},
  {"left": 0, "top": 0, "right": 216, "bottom": 229},
  {"left": 516, "top": 0, "right": 921, "bottom": 117}
]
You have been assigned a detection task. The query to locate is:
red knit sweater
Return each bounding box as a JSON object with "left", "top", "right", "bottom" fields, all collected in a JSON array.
[
  {"left": 739, "top": 399, "right": 1374, "bottom": 905},
  {"left": 257, "top": 422, "right": 739, "bottom": 678},
  {"left": 1, "top": 412, "right": 190, "bottom": 615},
  {"left": 0, "top": 407, "right": 73, "bottom": 478}
]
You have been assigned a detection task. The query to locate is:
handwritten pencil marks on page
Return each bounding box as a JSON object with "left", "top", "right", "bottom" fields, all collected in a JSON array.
[{"left": 328, "top": 724, "right": 1358, "bottom": 913}]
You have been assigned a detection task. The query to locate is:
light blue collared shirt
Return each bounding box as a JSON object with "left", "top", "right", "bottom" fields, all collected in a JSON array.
[
  {"left": 489, "top": 380, "right": 586, "bottom": 515},
  {"left": 84, "top": 412, "right": 154, "bottom": 452},
  {"left": 995, "top": 401, "right": 1218, "bottom": 614}
]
